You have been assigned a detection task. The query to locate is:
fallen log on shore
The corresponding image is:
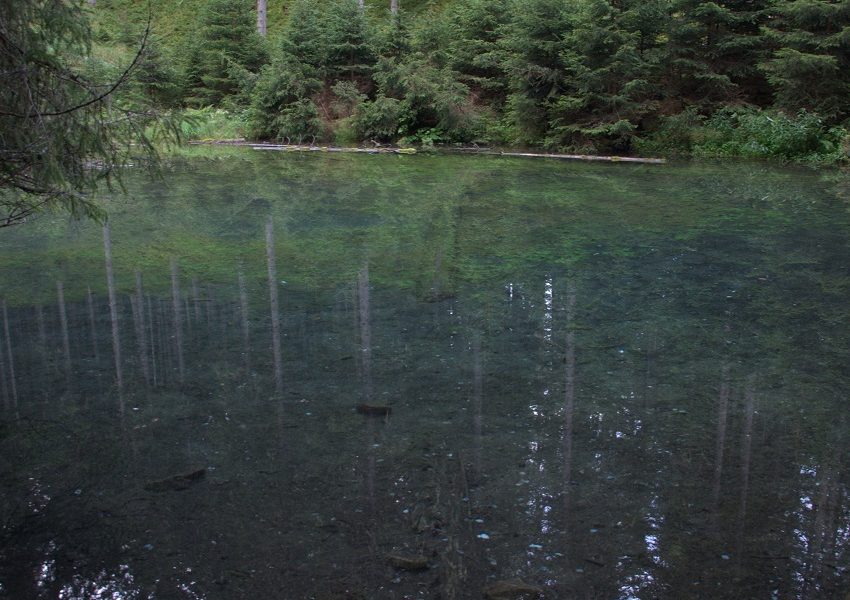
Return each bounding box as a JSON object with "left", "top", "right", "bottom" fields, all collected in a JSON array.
[
  {"left": 496, "top": 150, "right": 666, "bottom": 164},
  {"left": 188, "top": 140, "right": 666, "bottom": 164}
]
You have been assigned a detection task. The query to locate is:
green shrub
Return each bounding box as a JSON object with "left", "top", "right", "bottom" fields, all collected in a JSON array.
[
  {"left": 399, "top": 127, "right": 448, "bottom": 147},
  {"left": 634, "top": 109, "right": 705, "bottom": 156},
  {"left": 179, "top": 108, "right": 247, "bottom": 141},
  {"left": 694, "top": 108, "right": 848, "bottom": 162},
  {"left": 636, "top": 108, "right": 849, "bottom": 163},
  {"left": 273, "top": 99, "right": 324, "bottom": 143},
  {"left": 353, "top": 96, "right": 402, "bottom": 142},
  {"left": 330, "top": 81, "right": 367, "bottom": 118},
  {"left": 332, "top": 117, "right": 360, "bottom": 145}
]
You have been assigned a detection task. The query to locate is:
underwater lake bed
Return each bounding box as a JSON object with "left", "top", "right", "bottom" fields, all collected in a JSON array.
[{"left": 0, "top": 151, "right": 848, "bottom": 599}]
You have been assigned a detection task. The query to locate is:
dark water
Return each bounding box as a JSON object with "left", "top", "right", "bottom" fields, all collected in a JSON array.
[{"left": 0, "top": 151, "right": 849, "bottom": 599}]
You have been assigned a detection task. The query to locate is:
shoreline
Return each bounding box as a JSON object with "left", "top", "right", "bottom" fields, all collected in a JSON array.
[{"left": 188, "top": 139, "right": 668, "bottom": 164}]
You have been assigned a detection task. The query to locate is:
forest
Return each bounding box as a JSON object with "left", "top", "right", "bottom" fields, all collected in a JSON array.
[{"left": 89, "top": 0, "right": 850, "bottom": 162}]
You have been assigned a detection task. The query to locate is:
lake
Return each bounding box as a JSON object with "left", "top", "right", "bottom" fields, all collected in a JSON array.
[{"left": 0, "top": 150, "right": 848, "bottom": 599}]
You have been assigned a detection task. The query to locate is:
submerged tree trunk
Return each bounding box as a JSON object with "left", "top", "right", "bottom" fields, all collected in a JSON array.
[
  {"left": 103, "top": 224, "right": 124, "bottom": 399},
  {"left": 35, "top": 305, "right": 48, "bottom": 402},
  {"left": 86, "top": 287, "right": 100, "bottom": 362},
  {"left": 472, "top": 331, "right": 483, "bottom": 477},
  {"left": 146, "top": 294, "right": 158, "bottom": 387},
  {"left": 711, "top": 364, "right": 730, "bottom": 518},
  {"left": 134, "top": 270, "right": 151, "bottom": 386},
  {"left": 562, "top": 283, "right": 576, "bottom": 509},
  {"left": 257, "top": 0, "right": 267, "bottom": 36},
  {"left": 2, "top": 300, "right": 17, "bottom": 408},
  {"left": 57, "top": 281, "right": 72, "bottom": 389},
  {"left": 357, "top": 262, "right": 372, "bottom": 402},
  {"left": 192, "top": 277, "right": 202, "bottom": 323},
  {"left": 0, "top": 306, "right": 7, "bottom": 409},
  {"left": 266, "top": 221, "right": 283, "bottom": 395},
  {"left": 238, "top": 269, "right": 251, "bottom": 371},
  {"left": 736, "top": 376, "right": 756, "bottom": 566},
  {"left": 170, "top": 258, "right": 185, "bottom": 383}
]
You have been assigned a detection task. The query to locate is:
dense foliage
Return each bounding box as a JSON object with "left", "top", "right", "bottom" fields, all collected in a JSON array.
[
  {"left": 0, "top": 0, "right": 181, "bottom": 227},
  {"left": 39, "top": 0, "right": 850, "bottom": 162}
]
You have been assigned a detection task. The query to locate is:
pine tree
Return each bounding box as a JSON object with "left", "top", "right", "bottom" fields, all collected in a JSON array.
[
  {"left": 185, "top": 0, "right": 267, "bottom": 107},
  {"left": 501, "top": 0, "right": 575, "bottom": 143},
  {"left": 761, "top": 0, "right": 850, "bottom": 121},
  {"left": 502, "top": 0, "right": 659, "bottom": 150},
  {"left": 132, "top": 37, "right": 181, "bottom": 107},
  {"left": 247, "top": 0, "right": 374, "bottom": 140},
  {"left": 444, "top": 0, "right": 511, "bottom": 105},
  {"left": 663, "top": 0, "right": 772, "bottom": 108},
  {"left": 363, "top": 8, "right": 482, "bottom": 143},
  {"left": 326, "top": 0, "right": 374, "bottom": 83},
  {"left": 549, "top": 0, "right": 658, "bottom": 151},
  {"left": 0, "top": 0, "right": 178, "bottom": 226}
]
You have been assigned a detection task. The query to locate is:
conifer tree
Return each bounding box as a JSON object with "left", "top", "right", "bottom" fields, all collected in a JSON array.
[
  {"left": 443, "top": 0, "right": 511, "bottom": 105},
  {"left": 133, "top": 37, "right": 181, "bottom": 107},
  {"left": 502, "top": 0, "right": 658, "bottom": 150},
  {"left": 248, "top": 0, "right": 374, "bottom": 140},
  {"left": 184, "top": 0, "right": 267, "bottom": 107},
  {"left": 327, "top": 0, "right": 375, "bottom": 83},
  {"left": 0, "top": 0, "right": 178, "bottom": 226},
  {"left": 761, "top": 0, "right": 850, "bottom": 121},
  {"left": 501, "top": 0, "right": 575, "bottom": 143},
  {"left": 663, "top": 0, "right": 772, "bottom": 107},
  {"left": 549, "top": 0, "right": 658, "bottom": 151}
]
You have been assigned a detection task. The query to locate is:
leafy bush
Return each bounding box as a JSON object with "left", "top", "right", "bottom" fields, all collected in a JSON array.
[
  {"left": 694, "top": 108, "right": 848, "bottom": 162},
  {"left": 330, "top": 81, "right": 367, "bottom": 118},
  {"left": 274, "top": 98, "right": 323, "bottom": 142},
  {"left": 634, "top": 109, "right": 705, "bottom": 156},
  {"left": 399, "top": 127, "right": 448, "bottom": 147},
  {"left": 246, "top": 61, "right": 322, "bottom": 139},
  {"left": 353, "top": 96, "right": 402, "bottom": 141},
  {"left": 179, "top": 108, "right": 247, "bottom": 141}
]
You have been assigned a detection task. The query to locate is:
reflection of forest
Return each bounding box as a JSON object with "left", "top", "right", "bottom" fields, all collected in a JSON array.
[{"left": 0, "top": 154, "right": 848, "bottom": 598}]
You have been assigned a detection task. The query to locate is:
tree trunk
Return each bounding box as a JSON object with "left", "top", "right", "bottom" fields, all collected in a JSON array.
[
  {"left": 238, "top": 269, "right": 251, "bottom": 371},
  {"left": 390, "top": 0, "right": 398, "bottom": 14},
  {"left": 257, "top": 0, "right": 267, "bottom": 36},
  {"left": 133, "top": 271, "right": 150, "bottom": 386},
  {"left": 57, "top": 281, "right": 72, "bottom": 389},
  {"left": 170, "top": 258, "right": 185, "bottom": 383},
  {"left": 266, "top": 221, "right": 283, "bottom": 395},
  {"left": 103, "top": 225, "right": 124, "bottom": 401}
]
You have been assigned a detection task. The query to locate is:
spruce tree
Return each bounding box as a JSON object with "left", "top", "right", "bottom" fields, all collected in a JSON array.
[
  {"left": 132, "top": 37, "right": 181, "bottom": 107},
  {"left": 549, "top": 0, "right": 658, "bottom": 151},
  {"left": 663, "top": 0, "right": 772, "bottom": 107},
  {"left": 185, "top": 0, "right": 267, "bottom": 107},
  {"left": 501, "top": 0, "right": 575, "bottom": 143},
  {"left": 444, "top": 0, "right": 511, "bottom": 105},
  {"left": 247, "top": 0, "right": 373, "bottom": 140},
  {"left": 761, "top": 0, "right": 850, "bottom": 121},
  {"left": 502, "top": 0, "right": 658, "bottom": 150},
  {"left": 326, "top": 0, "right": 375, "bottom": 83},
  {"left": 0, "top": 0, "right": 178, "bottom": 226}
]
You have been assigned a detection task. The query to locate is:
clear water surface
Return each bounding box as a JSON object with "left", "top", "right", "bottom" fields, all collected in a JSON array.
[{"left": 0, "top": 150, "right": 848, "bottom": 599}]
